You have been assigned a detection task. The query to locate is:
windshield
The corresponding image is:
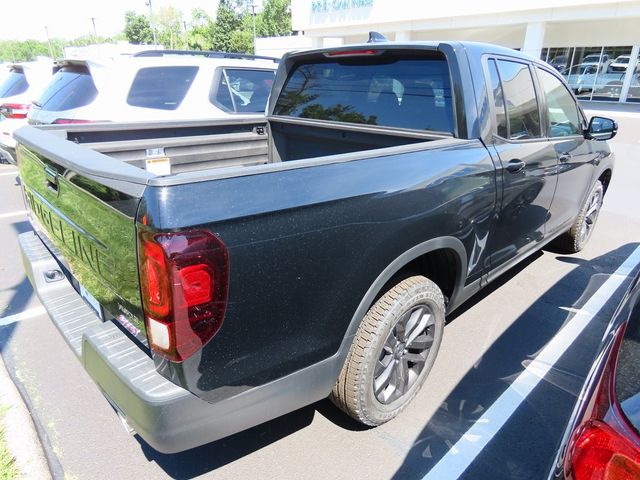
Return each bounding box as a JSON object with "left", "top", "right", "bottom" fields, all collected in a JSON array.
[
  {"left": 0, "top": 70, "right": 29, "bottom": 98},
  {"left": 582, "top": 55, "right": 604, "bottom": 63}
]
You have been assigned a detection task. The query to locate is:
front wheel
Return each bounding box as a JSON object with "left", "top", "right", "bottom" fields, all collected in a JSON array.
[
  {"left": 555, "top": 181, "right": 604, "bottom": 253},
  {"left": 330, "top": 275, "right": 445, "bottom": 426}
]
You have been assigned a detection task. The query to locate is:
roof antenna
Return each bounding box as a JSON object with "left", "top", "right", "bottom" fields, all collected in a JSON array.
[{"left": 367, "top": 31, "right": 388, "bottom": 43}]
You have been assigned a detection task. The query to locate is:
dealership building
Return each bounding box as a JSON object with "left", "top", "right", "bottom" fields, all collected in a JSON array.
[{"left": 289, "top": 0, "right": 640, "bottom": 103}]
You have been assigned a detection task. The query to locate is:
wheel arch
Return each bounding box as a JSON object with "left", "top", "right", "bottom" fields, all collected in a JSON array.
[
  {"left": 336, "top": 237, "right": 468, "bottom": 362},
  {"left": 598, "top": 168, "right": 612, "bottom": 195}
]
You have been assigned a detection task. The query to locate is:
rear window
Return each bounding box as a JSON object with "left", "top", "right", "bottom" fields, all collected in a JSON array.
[
  {"left": 211, "top": 68, "right": 275, "bottom": 113},
  {"left": 127, "top": 66, "right": 199, "bottom": 110},
  {"left": 37, "top": 66, "right": 98, "bottom": 111},
  {"left": 273, "top": 52, "right": 454, "bottom": 133},
  {"left": 0, "top": 70, "right": 29, "bottom": 98}
]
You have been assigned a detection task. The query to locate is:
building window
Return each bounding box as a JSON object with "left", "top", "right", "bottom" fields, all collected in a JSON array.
[{"left": 541, "top": 46, "right": 640, "bottom": 103}]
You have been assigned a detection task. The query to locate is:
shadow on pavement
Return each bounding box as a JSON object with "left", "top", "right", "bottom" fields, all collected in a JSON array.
[
  {"left": 138, "top": 403, "right": 316, "bottom": 479},
  {"left": 391, "top": 242, "right": 640, "bottom": 480},
  {"left": 0, "top": 221, "right": 36, "bottom": 353}
]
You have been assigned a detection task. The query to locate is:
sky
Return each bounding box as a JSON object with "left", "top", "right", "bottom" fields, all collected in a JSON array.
[{"left": 1, "top": 0, "right": 222, "bottom": 41}]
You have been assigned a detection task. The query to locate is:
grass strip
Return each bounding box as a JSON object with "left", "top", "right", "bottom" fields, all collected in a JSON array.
[{"left": 0, "top": 406, "right": 17, "bottom": 480}]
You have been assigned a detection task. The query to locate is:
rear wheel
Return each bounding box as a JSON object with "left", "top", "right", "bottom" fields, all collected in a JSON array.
[
  {"left": 555, "top": 181, "right": 604, "bottom": 253},
  {"left": 330, "top": 275, "right": 445, "bottom": 426}
]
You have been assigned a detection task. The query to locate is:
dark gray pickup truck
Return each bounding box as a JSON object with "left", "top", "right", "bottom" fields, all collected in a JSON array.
[{"left": 15, "top": 40, "right": 617, "bottom": 453}]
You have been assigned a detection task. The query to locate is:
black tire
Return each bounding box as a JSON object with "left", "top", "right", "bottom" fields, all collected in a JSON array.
[
  {"left": 554, "top": 181, "right": 604, "bottom": 253},
  {"left": 330, "top": 275, "right": 445, "bottom": 426}
]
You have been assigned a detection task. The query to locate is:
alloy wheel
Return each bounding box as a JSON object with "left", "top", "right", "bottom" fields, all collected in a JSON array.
[
  {"left": 579, "top": 188, "right": 602, "bottom": 244},
  {"left": 373, "top": 304, "right": 436, "bottom": 404}
]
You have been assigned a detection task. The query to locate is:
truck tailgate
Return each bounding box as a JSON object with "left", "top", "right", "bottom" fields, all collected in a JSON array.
[{"left": 16, "top": 126, "right": 150, "bottom": 342}]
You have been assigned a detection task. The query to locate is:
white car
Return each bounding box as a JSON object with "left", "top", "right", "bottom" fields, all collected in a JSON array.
[
  {"left": 0, "top": 58, "right": 53, "bottom": 163},
  {"left": 27, "top": 51, "right": 278, "bottom": 127},
  {"left": 609, "top": 55, "right": 640, "bottom": 73},
  {"left": 578, "top": 53, "right": 612, "bottom": 73}
]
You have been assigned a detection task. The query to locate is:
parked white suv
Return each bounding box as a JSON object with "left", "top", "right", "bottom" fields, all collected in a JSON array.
[
  {"left": 27, "top": 51, "right": 278, "bottom": 126},
  {"left": 578, "top": 53, "right": 612, "bottom": 73},
  {"left": 0, "top": 58, "right": 53, "bottom": 163}
]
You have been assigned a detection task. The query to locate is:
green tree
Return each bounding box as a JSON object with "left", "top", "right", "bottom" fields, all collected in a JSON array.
[
  {"left": 187, "top": 8, "right": 215, "bottom": 50},
  {"left": 230, "top": 29, "right": 254, "bottom": 54},
  {"left": 212, "top": 0, "right": 241, "bottom": 52},
  {"left": 124, "top": 11, "right": 153, "bottom": 44},
  {"left": 0, "top": 40, "right": 53, "bottom": 62},
  {"left": 259, "top": 0, "right": 292, "bottom": 37},
  {"left": 154, "top": 6, "right": 185, "bottom": 49}
]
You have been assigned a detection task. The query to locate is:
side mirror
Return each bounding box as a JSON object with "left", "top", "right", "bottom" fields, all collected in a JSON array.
[{"left": 585, "top": 116, "right": 617, "bottom": 141}]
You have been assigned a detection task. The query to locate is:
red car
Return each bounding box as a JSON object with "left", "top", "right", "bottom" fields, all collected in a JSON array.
[{"left": 553, "top": 271, "right": 640, "bottom": 480}]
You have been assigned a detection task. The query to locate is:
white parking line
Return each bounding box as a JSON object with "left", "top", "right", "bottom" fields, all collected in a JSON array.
[
  {"left": 0, "top": 171, "right": 18, "bottom": 176},
  {"left": 0, "top": 210, "right": 27, "bottom": 220},
  {"left": 423, "top": 244, "right": 640, "bottom": 480},
  {"left": 0, "top": 306, "right": 46, "bottom": 327}
]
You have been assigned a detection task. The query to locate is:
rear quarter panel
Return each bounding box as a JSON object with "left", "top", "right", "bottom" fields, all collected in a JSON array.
[{"left": 141, "top": 139, "right": 498, "bottom": 401}]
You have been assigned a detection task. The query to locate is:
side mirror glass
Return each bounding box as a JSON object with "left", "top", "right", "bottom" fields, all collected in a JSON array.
[{"left": 586, "top": 116, "right": 617, "bottom": 141}]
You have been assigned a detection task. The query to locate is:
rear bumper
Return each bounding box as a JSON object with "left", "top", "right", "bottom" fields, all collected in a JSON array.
[
  {"left": 19, "top": 230, "right": 338, "bottom": 453},
  {"left": 1, "top": 118, "right": 21, "bottom": 163}
]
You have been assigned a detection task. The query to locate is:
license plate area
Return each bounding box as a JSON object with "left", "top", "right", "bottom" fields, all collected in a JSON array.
[{"left": 80, "top": 283, "right": 104, "bottom": 320}]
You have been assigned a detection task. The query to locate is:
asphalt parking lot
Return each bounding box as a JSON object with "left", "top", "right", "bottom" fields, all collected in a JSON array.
[{"left": 0, "top": 112, "right": 639, "bottom": 479}]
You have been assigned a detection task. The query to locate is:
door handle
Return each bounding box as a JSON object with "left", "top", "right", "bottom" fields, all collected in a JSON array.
[
  {"left": 559, "top": 152, "right": 572, "bottom": 163},
  {"left": 505, "top": 159, "right": 525, "bottom": 173}
]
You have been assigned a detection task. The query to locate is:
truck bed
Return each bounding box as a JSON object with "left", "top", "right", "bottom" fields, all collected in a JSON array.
[{"left": 28, "top": 116, "right": 447, "bottom": 177}]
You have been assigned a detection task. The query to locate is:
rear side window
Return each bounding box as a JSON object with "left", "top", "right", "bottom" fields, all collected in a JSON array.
[
  {"left": 37, "top": 67, "right": 98, "bottom": 111},
  {"left": 273, "top": 52, "right": 454, "bottom": 133},
  {"left": 127, "top": 66, "right": 199, "bottom": 111},
  {"left": 0, "top": 70, "right": 29, "bottom": 97},
  {"left": 211, "top": 68, "right": 275, "bottom": 113},
  {"left": 496, "top": 60, "right": 542, "bottom": 140}
]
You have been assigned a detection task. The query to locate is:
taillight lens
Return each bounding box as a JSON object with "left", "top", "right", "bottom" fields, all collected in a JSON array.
[
  {"left": 0, "top": 103, "right": 30, "bottom": 119},
  {"left": 571, "top": 420, "right": 640, "bottom": 480},
  {"left": 138, "top": 229, "right": 229, "bottom": 362}
]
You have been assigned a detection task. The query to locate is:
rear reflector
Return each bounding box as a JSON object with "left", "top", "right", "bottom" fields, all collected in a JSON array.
[
  {"left": 147, "top": 317, "right": 171, "bottom": 350},
  {"left": 0, "top": 103, "right": 30, "bottom": 119},
  {"left": 570, "top": 420, "right": 640, "bottom": 480},
  {"left": 138, "top": 229, "right": 229, "bottom": 362}
]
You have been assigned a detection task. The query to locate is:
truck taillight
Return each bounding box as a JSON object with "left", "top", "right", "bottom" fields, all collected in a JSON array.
[
  {"left": 570, "top": 421, "right": 640, "bottom": 480},
  {"left": 138, "top": 229, "right": 229, "bottom": 362},
  {"left": 0, "top": 103, "right": 30, "bottom": 119},
  {"left": 565, "top": 322, "right": 640, "bottom": 480}
]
